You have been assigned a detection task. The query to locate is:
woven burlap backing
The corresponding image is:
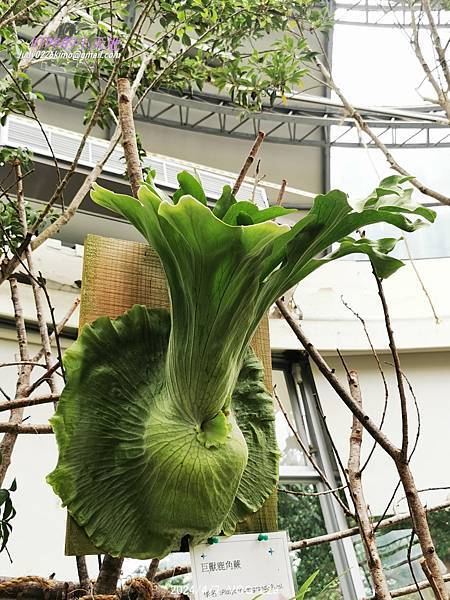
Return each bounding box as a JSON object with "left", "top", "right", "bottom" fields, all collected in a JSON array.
[{"left": 65, "top": 234, "right": 277, "bottom": 556}]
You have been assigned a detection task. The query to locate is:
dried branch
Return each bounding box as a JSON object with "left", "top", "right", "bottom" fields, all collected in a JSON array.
[
  {"left": 276, "top": 179, "right": 287, "bottom": 205},
  {"left": 154, "top": 566, "right": 191, "bottom": 582},
  {"left": 0, "top": 423, "right": 53, "bottom": 434},
  {"left": 117, "top": 78, "right": 143, "bottom": 197},
  {"left": 94, "top": 555, "right": 124, "bottom": 595},
  {"left": 291, "top": 32, "right": 450, "bottom": 206},
  {"left": 372, "top": 271, "right": 409, "bottom": 459},
  {"left": 146, "top": 559, "right": 160, "bottom": 581},
  {"left": 278, "top": 485, "right": 346, "bottom": 498},
  {"left": 275, "top": 298, "right": 399, "bottom": 458},
  {"left": 14, "top": 159, "right": 58, "bottom": 396},
  {"left": 0, "top": 277, "right": 31, "bottom": 485},
  {"left": 32, "top": 297, "right": 80, "bottom": 364},
  {"left": 340, "top": 295, "right": 389, "bottom": 473},
  {"left": 289, "top": 499, "right": 450, "bottom": 551},
  {"left": 409, "top": 6, "right": 447, "bottom": 113},
  {"left": 363, "top": 573, "right": 450, "bottom": 600},
  {"left": 346, "top": 370, "right": 392, "bottom": 600},
  {"left": 0, "top": 393, "right": 59, "bottom": 412},
  {"left": 277, "top": 297, "right": 448, "bottom": 596},
  {"left": 22, "top": 362, "right": 61, "bottom": 396},
  {"left": 232, "top": 131, "right": 265, "bottom": 195},
  {"left": 421, "top": 0, "right": 450, "bottom": 94}
]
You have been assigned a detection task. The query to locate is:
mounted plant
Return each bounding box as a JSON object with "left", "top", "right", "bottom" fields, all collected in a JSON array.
[{"left": 47, "top": 172, "right": 434, "bottom": 559}]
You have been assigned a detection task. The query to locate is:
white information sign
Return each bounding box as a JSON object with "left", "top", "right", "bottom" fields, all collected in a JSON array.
[{"left": 190, "top": 531, "right": 295, "bottom": 600}]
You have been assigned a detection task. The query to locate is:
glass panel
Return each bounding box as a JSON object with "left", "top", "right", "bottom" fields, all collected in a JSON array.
[
  {"left": 278, "top": 484, "right": 343, "bottom": 599},
  {"left": 353, "top": 508, "right": 449, "bottom": 598},
  {"left": 273, "top": 369, "right": 308, "bottom": 468}
]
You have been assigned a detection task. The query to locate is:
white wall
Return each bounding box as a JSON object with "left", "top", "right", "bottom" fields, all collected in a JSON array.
[{"left": 313, "top": 352, "right": 450, "bottom": 515}]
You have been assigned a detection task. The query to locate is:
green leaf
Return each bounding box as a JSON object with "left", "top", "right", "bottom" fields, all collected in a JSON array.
[
  {"left": 222, "top": 200, "right": 296, "bottom": 225},
  {"left": 47, "top": 306, "right": 277, "bottom": 559},
  {"left": 212, "top": 185, "right": 236, "bottom": 219},
  {"left": 296, "top": 570, "right": 320, "bottom": 600},
  {"left": 173, "top": 170, "right": 207, "bottom": 205}
]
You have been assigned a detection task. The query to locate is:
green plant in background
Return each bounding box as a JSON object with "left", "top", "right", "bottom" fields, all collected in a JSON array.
[
  {"left": 0, "top": 147, "right": 57, "bottom": 258},
  {"left": 279, "top": 485, "right": 342, "bottom": 599},
  {"left": 47, "top": 171, "right": 434, "bottom": 560}
]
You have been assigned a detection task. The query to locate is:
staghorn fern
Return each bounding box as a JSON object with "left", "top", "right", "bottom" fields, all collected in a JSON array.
[{"left": 47, "top": 172, "right": 434, "bottom": 559}]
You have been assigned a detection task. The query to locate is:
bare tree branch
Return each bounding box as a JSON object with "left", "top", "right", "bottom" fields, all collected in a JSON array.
[
  {"left": 275, "top": 298, "right": 399, "bottom": 458},
  {"left": 0, "top": 277, "right": 31, "bottom": 485},
  {"left": 347, "top": 370, "right": 392, "bottom": 600},
  {"left": 273, "top": 384, "right": 354, "bottom": 517},
  {"left": 0, "top": 423, "right": 53, "bottom": 434},
  {"left": 14, "top": 159, "right": 58, "bottom": 396},
  {"left": 421, "top": 0, "right": 450, "bottom": 94},
  {"left": 0, "top": 393, "right": 59, "bottom": 412},
  {"left": 363, "top": 573, "right": 450, "bottom": 600},
  {"left": 232, "top": 131, "right": 265, "bottom": 195},
  {"left": 117, "top": 77, "right": 143, "bottom": 197}
]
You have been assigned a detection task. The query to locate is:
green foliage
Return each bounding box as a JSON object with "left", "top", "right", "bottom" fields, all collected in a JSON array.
[
  {"left": 0, "top": 148, "right": 57, "bottom": 256},
  {"left": 296, "top": 570, "right": 320, "bottom": 599},
  {"left": 0, "top": 0, "right": 331, "bottom": 127},
  {"left": 278, "top": 485, "right": 342, "bottom": 599},
  {"left": 0, "top": 475, "right": 17, "bottom": 559}
]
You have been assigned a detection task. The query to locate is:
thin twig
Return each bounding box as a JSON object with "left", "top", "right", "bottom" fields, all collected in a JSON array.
[
  {"left": 32, "top": 297, "right": 80, "bottom": 363},
  {"left": 372, "top": 270, "right": 409, "bottom": 459},
  {"left": 275, "top": 298, "right": 399, "bottom": 458},
  {"left": 340, "top": 295, "right": 389, "bottom": 473},
  {"left": 14, "top": 160, "right": 59, "bottom": 396},
  {"left": 232, "top": 131, "right": 265, "bottom": 195},
  {"left": 278, "top": 485, "right": 347, "bottom": 498},
  {"left": 0, "top": 277, "right": 31, "bottom": 485},
  {"left": 273, "top": 384, "right": 354, "bottom": 517},
  {"left": 276, "top": 179, "right": 287, "bottom": 205},
  {"left": 402, "top": 236, "right": 441, "bottom": 324},
  {"left": 406, "top": 529, "right": 425, "bottom": 600}
]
